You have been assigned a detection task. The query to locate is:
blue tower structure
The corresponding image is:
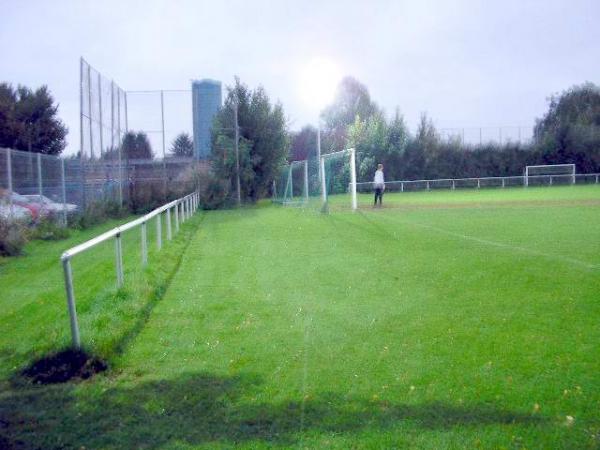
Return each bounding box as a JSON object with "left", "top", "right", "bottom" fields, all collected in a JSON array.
[{"left": 192, "top": 79, "right": 222, "bottom": 160}]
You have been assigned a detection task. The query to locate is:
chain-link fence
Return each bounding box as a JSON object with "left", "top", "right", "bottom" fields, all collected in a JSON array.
[
  {"left": 438, "top": 126, "right": 534, "bottom": 146},
  {"left": 0, "top": 147, "right": 204, "bottom": 224},
  {"left": 126, "top": 90, "right": 193, "bottom": 159}
]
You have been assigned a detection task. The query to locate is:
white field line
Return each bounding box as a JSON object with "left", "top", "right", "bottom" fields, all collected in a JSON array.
[{"left": 371, "top": 213, "right": 599, "bottom": 271}]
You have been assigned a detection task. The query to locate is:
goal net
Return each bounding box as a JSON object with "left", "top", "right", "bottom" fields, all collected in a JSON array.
[
  {"left": 320, "top": 148, "right": 357, "bottom": 212},
  {"left": 525, "top": 164, "right": 575, "bottom": 187},
  {"left": 272, "top": 160, "right": 309, "bottom": 205},
  {"left": 272, "top": 148, "right": 357, "bottom": 212}
]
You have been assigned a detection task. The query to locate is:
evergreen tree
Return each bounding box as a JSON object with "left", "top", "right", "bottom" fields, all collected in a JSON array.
[{"left": 170, "top": 132, "right": 194, "bottom": 157}]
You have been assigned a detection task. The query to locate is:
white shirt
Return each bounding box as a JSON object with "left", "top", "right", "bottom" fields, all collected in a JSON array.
[{"left": 374, "top": 169, "right": 385, "bottom": 187}]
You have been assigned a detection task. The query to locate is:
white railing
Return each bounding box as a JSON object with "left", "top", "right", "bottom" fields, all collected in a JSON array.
[
  {"left": 61, "top": 191, "right": 200, "bottom": 349},
  {"left": 356, "top": 173, "right": 600, "bottom": 193}
]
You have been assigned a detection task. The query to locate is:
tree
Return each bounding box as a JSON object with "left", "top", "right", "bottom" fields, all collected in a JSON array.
[
  {"left": 121, "top": 131, "right": 153, "bottom": 160},
  {"left": 320, "top": 77, "right": 381, "bottom": 152},
  {"left": 289, "top": 125, "right": 317, "bottom": 162},
  {"left": 170, "top": 132, "right": 194, "bottom": 157},
  {"left": 0, "top": 83, "right": 67, "bottom": 154},
  {"left": 533, "top": 82, "right": 600, "bottom": 172},
  {"left": 211, "top": 78, "right": 289, "bottom": 203}
]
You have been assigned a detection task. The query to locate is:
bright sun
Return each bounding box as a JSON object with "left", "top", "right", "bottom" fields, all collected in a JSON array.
[{"left": 299, "top": 58, "right": 342, "bottom": 110}]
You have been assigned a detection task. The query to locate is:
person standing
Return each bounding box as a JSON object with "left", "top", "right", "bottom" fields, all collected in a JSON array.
[{"left": 373, "top": 164, "right": 385, "bottom": 207}]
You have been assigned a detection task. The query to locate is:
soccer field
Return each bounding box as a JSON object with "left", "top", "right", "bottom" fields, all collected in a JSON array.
[{"left": 1, "top": 186, "right": 599, "bottom": 449}]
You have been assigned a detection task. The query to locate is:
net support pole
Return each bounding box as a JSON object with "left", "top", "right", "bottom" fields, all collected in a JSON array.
[
  {"left": 304, "top": 160, "right": 309, "bottom": 202},
  {"left": 61, "top": 256, "right": 81, "bottom": 349},
  {"left": 350, "top": 148, "right": 357, "bottom": 211},
  {"left": 320, "top": 156, "right": 326, "bottom": 204}
]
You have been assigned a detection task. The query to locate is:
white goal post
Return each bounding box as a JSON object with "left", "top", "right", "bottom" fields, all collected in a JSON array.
[
  {"left": 525, "top": 164, "right": 575, "bottom": 187},
  {"left": 320, "top": 147, "right": 357, "bottom": 211}
]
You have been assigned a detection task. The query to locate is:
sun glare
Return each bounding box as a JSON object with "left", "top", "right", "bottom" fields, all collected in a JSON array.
[{"left": 299, "top": 58, "right": 342, "bottom": 110}]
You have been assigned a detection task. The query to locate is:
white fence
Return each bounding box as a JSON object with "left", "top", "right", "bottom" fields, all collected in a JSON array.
[
  {"left": 61, "top": 191, "right": 199, "bottom": 349},
  {"left": 356, "top": 173, "right": 600, "bottom": 193}
]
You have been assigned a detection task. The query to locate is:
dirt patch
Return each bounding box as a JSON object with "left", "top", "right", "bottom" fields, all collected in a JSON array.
[{"left": 21, "top": 349, "right": 107, "bottom": 384}]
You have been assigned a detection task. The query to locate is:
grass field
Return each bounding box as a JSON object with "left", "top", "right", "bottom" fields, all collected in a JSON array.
[{"left": 1, "top": 186, "right": 599, "bottom": 449}]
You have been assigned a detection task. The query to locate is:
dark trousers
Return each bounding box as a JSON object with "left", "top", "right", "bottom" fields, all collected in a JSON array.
[{"left": 374, "top": 187, "right": 383, "bottom": 206}]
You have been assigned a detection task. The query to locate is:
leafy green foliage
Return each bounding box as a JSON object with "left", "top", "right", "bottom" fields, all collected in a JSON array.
[
  {"left": 290, "top": 124, "right": 317, "bottom": 162},
  {"left": 0, "top": 83, "right": 67, "bottom": 155},
  {"left": 121, "top": 131, "right": 154, "bottom": 160},
  {"left": 534, "top": 82, "right": 600, "bottom": 173},
  {"left": 211, "top": 78, "right": 289, "bottom": 203},
  {"left": 0, "top": 217, "right": 27, "bottom": 256},
  {"left": 170, "top": 132, "right": 194, "bottom": 157}
]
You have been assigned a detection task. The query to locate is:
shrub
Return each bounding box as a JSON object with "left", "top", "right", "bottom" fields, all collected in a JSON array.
[
  {"left": 200, "top": 174, "right": 231, "bottom": 210},
  {"left": 0, "top": 217, "right": 28, "bottom": 256},
  {"left": 28, "top": 218, "right": 70, "bottom": 241}
]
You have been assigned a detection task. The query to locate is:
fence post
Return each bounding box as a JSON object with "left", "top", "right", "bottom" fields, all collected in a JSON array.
[
  {"left": 61, "top": 257, "right": 81, "bottom": 349},
  {"left": 61, "top": 159, "right": 67, "bottom": 226},
  {"left": 477, "top": 179, "right": 480, "bottom": 189},
  {"left": 452, "top": 180, "right": 455, "bottom": 190},
  {"left": 175, "top": 201, "right": 180, "bottom": 231},
  {"left": 320, "top": 156, "right": 326, "bottom": 203},
  {"left": 37, "top": 153, "right": 43, "bottom": 196},
  {"left": 115, "top": 233, "right": 124, "bottom": 287},
  {"left": 6, "top": 149, "right": 13, "bottom": 216},
  {"left": 141, "top": 221, "right": 148, "bottom": 266},
  {"left": 156, "top": 213, "right": 162, "bottom": 250},
  {"left": 401, "top": 182, "right": 404, "bottom": 192},
  {"left": 426, "top": 181, "right": 430, "bottom": 191},
  {"left": 166, "top": 207, "right": 172, "bottom": 240},
  {"left": 502, "top": 178, "right": 505, "bottom": 188},
  {"left": 596, "top": 175, "right": 598, "bottom": 184},
  {"left": 549, "top": 176, "right": 553, "bottom": 186}
]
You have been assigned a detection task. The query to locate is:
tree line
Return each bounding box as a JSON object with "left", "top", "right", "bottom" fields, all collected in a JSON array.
[{"left": 290, "top": 79, "right": 600, "bottom": 182}]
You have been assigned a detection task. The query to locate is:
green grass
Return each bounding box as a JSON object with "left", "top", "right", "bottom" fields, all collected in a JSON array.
[{"left": 1, "top": 186, "right": 599, "bottom": 449}]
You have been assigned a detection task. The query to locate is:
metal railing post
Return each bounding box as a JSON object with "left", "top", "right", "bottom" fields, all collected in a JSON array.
[
  {"left": 61, "top": 257, "right": 81, "bottom": 349},
  {"left": 141, "top": 221, "right": 148, "bottom": 266},
  {"left": 156, "top": 213, "right": 162, "bottom": 250},
  {"left": 502, "top": 178, "right": 505, "bottom": 188},
  {"left": 401, "top": 181, "right": 404, "bottom": 192},
  {"left": 166, "top": 207, "right": 172, "bottom": 240},
  {"left": 175, "top": 201, "right": 180, "bottom": 231},
  {"left": 477, "top": 179, "right": 480, "bottom": 189},
  {"left": 115, "top": 233, "right": 124, "bottom": 287},
  {"left": 452, "top": 180, "right": 455, "bottom": 190},
  {"left": 426, "top": 181, "right": 430, "bottom": 191}
]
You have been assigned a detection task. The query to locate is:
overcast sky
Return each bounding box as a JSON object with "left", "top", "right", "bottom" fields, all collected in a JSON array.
[{"left": 1, "top": 0, "right": 599, "bottom": 154}]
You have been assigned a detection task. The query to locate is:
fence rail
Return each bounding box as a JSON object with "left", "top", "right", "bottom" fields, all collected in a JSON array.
[
  {"left": 61, "top": 191, "right": 199, "bottom": 349},
  {"left": 356, "top": 173, "right": 600, "bottom": 193}
]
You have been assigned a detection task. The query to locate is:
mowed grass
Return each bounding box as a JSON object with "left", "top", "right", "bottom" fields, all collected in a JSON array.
[{"left": 1, "top": 186, "right": 599, "bottom": 449}]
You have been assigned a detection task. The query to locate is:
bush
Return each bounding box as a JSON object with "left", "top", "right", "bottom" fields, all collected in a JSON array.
[
  {"left": 199, "top": 174, "right": 231, "bottom": 210},
  {"left": 70, "top": 200, "right": 129, "bottom": 230},
  {"left": 0, "top": 217, "right": 28, "bottom": 256},
  {"left": 28, "top": 218, "right": 70, "bottom": 241}
]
